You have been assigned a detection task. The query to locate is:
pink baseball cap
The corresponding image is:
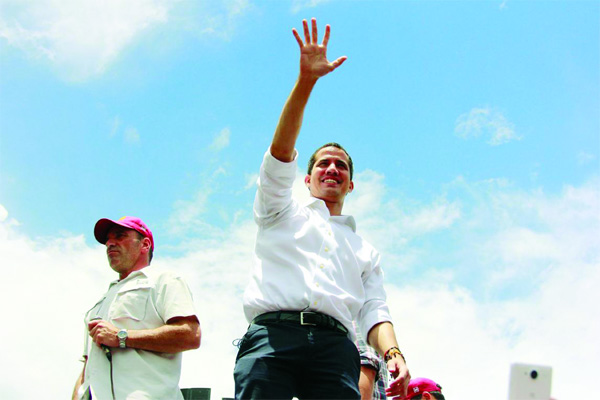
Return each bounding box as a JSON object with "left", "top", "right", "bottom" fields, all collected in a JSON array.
[
  {"left": 94, "top": 216, "right": 154, "bottom": 251},
  {"left": 403, "top": 377, "right": 442, "bottom": 399}
]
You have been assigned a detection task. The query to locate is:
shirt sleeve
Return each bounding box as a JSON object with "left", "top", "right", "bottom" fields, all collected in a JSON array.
[
  {"left": 82, "top": 315, "right": 90, "bottom": 359},
  {"left": 253, "top": 148, "right": 299, "bottom": 227},
  {"left": 358, "top": 249, "right": 393, "bottom": 342},
  {"left": 354, "top": 322, "right": 382, "bottom": 375},
  {"left": 154, "top": 272, "right": 198, "bottom": 323}
]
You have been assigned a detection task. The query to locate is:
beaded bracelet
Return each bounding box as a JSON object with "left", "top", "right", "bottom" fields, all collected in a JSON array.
[{"left": 384, "top": 346, "right": 406, "bottom": 363}]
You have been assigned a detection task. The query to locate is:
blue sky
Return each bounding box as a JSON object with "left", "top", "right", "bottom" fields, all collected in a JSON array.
[{"left": 1, "top": 1, "right": 598, "bottom": 399}]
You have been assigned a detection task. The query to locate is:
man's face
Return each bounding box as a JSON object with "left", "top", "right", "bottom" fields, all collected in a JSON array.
[
  {"left": 105, "top": 226, "right": 147, "bottom": 277},
  {"left": 305, "top": 146, "right": 354, "bottom": 206}
]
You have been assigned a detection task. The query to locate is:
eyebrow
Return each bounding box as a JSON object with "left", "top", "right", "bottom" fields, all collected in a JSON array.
[{"left": 317, "top": 157, "right": 349, "bottom": 166}]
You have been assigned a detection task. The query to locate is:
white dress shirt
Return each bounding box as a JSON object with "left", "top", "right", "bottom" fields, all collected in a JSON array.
[
  {"left": 243, "top": 149, "right": 392, "bottom": 340},
  {"left": 81, "top": 268, "right": 197, "bottom": 400}
]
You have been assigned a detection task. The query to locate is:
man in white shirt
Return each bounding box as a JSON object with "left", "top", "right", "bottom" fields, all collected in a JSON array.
[
  {"left": 72, "top": 216, "right": 201, "bottom": 400},
  {"left": 234, "top": 19, "right": 410, "bottom": 399}
]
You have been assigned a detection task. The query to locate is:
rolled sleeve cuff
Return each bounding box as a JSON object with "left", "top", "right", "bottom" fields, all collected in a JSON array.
[
  {"left": 360, "top": 352, "right": 381, "bottom": 370},
  {"left": 359, "top": 300, "right": 393, "bottom": 347},
  {"left": 263, "top": 147, "right": 298, "bottom": 178}
]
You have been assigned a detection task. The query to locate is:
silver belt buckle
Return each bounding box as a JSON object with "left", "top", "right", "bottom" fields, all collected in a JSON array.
[{"left": 300, "top": 311, "right": 317, "bottom": 326}]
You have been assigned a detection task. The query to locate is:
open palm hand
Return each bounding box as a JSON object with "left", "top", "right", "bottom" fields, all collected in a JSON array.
[{"left": 292, "top": 18, "right": 347, "bottom": 80}]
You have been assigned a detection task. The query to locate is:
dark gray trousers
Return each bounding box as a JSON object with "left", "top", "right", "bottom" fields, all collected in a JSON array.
[{"left": 233, "top": 320, "right": 361, "bottom": 400}]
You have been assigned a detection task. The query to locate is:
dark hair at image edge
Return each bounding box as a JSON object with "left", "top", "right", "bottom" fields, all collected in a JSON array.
[
  {"left": 307, "top": 142, "right": 354, "bottom": 179},
  {"left": 412, "top": 391, "right": 445, "bottom": 400}
]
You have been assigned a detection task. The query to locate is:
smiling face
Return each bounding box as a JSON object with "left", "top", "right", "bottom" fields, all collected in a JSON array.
[
  {"left": 305, "top": 146, "right": 354, "bottom": 215},
  {"left": 105, "top": 226, "right": 151, "bottom": 279}
]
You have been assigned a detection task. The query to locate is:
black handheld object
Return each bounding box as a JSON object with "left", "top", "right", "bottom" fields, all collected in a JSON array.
[
  {"left": 90, "top": 317, "right": 116, "bottom": 399},
  {"left": 90, "top": 317, "right": 112, "bottom": 361}
]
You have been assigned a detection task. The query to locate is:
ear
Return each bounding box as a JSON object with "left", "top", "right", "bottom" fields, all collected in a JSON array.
[
  {"left": 304, "top": 174, "right": 311, "bottom": 188},
  {"left": 347, "top": 180, "right": 354, "bottom": 194},
  {"left": 422, "top": 393, "right": 433, "bottom": 400},
  {"left": 140, "top": 237, "right": 151, "bottom": 254}
]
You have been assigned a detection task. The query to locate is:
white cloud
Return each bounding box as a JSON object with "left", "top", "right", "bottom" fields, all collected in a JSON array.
[
  {"left": 386, "top": 255, "right": 600, "bottom": 399},
  {"left": 577, "top": 151, "right": 596, "bottom": 165},
  {"left": 348, "top": 170, "right": 461, "bottom": 236},
  {"left": 486, "top": 180, "right": 599, "bottom": 265},
  {"left": 107, "top": 116, "right": 141, "bottom": 144},
  {"left": 401, "top": 201, "right": 461, "bottom": 234},
  {"left": 1, "top": 175, "right": 597, "bottom": 399},
  {"left": 0, "top": 0, "right": 253, "bottom": 81},
  {"left": 124, "top": 127, "right": 141, "bottom": 144},
  {"left": 209, "top": 127, "right": 231, "bottom": 151},
  {"left": 109, "top": 116, "right": 121, "bottom": 138},
  {"left": 0, "top": 0, "right": 173, "bottom": 81},
  {"left": 177, "top": 0, "right": 252, "bottom": 41},
  {"left": 167, "top": 190, "right": 215, "bottom": 237},
  {"left": 345, "top": 169, "right": 461, "bottom": 271},
  {"left": 244, "top": 172, "right": 258, "bottom": 190},
  {"left": 0, "top": 204, "right": 7, "bottom": 222},
  {"left": 0, "top": 213, "right": 113, "bottom": 398},
  {"left": 455, "top": 107, "right": 521, "bottom": 146},
  {"left": 291, "top": 0, "right": 333, "bottom": 13}
]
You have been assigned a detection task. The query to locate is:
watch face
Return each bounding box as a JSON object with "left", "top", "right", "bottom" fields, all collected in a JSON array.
[{"left": 117, "top": 330, "right": 127, "bottom": 339}]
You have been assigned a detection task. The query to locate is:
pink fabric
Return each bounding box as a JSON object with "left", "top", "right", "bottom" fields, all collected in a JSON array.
[
  {"left": 94, "top": 216, "right": 154, "bottom": 250},
  {"left": 403, "top": 377, "right": 442, "bottom": 399}
]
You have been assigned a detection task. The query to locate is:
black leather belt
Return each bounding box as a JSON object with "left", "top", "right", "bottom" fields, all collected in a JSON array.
[{"left": 252, "top": 311, "right": 348, "bottom": 335}]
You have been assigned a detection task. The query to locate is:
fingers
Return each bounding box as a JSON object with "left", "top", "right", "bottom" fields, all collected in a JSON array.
[
  {"left": 88, "top": 319, "right": 116, "bottom": 347},
  {"left": 387, "top": 360, "right": 399, "bottom": 378},
  {"left": 322, "top": 24, "right": 331, "bottom": 47},
  {"left": 303, "top": 19, "right": 310, "bottom": 44},
  {"left": 292, "top": 28, "right": 303, "bottom": 48},
  {"left": 385, "top": 372, "right": 411, "bottom": 398},
  {"left": 296, "top": 19, "right": 326, "bottom": 47},
  {"left": 294, "top": 19, "right": 336, "bottom": 50},
  {"left": 330, "top": 56, "right": 347, "bottom": 71},
  {"left": 88, "top": 321, "right": 102, "bottom": 341},
  {"left": 385, "top": 360, "right": 410, "bottom": 398}
]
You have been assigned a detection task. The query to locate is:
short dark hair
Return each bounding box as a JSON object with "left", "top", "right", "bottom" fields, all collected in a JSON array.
[
  {"left": 412, "top": 391, "right": 445, "bottom": 400},
  {"left": 135, "top": 231, "right": 154, "bottom": 264},
  {"left": 307, "top": 142, "right": 354, "bottom": 180}
]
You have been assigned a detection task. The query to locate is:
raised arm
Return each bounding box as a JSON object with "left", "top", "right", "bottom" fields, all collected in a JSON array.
[{"left": 270, "top": 18, "right": 347, "bottom": 162}]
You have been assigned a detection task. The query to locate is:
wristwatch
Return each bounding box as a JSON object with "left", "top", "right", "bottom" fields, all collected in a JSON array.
[{"left": 117, "top": 329, "right": 128, "bottom": 349}]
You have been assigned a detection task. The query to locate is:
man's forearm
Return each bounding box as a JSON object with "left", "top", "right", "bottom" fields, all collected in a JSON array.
[
  {"left": 367, "top": 321, "right": 399, "bottom": 357},
  {"left": 126, "top": 318, "right": 201, "bottom": 353},
  {"left": 72, "top": 363, "right": 85, "bottom": 400},
  {"left": 368, "top": 321, "right": 410, "bottom": 396},
  {"left": 359, "top": 366, "right": 377, "bottom": 400},
  {"left": 271, "top": 75, "right": 318, "bottom": 162}
]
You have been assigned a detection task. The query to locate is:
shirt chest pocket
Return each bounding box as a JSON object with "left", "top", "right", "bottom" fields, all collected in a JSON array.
[{"left": 109, "top": 283, "right": 153, "bottom": 322}]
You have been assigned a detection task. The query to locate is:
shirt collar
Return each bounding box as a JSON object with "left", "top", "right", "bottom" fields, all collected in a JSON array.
[
  {"left": 109, "top": 268, "right": 149, "bottom": 287},
  {"left": 304, "top": 197, "right": 357, "bottom": 232}
]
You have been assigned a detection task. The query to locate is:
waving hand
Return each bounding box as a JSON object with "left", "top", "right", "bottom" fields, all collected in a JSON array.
[
  {"left": 270, "top": 18, "right": 347, "bottom": 162},
  {"left": 292, "top": 18, "right": 347, "bottom": 80}
]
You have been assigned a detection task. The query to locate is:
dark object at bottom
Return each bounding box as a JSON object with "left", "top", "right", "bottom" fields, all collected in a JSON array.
[{"left": 181, "top": 387, "right": 211, "bottom": 400}]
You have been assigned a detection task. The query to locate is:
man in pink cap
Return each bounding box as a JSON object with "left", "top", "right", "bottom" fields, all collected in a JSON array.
[
  {"left": 72, "top": 216, "right": 201, "bottom": 400},
  {"left": 402, "top": 377, "right": 445, "bottom": 400}
]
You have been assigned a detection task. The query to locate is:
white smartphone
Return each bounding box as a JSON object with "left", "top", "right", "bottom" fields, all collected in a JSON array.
[{"left": 508, "top": 363, "right": 552, "bottom": 400}]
